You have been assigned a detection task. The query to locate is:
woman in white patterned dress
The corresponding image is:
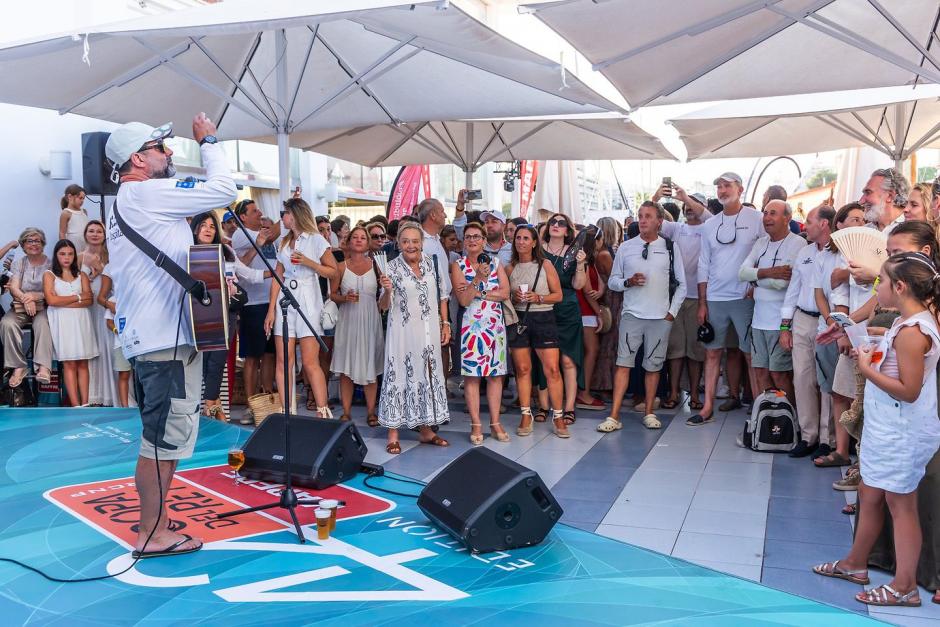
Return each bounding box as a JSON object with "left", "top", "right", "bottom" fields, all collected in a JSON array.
[{"left": 378, "top": 222, "right": 451, "bottom": 455}]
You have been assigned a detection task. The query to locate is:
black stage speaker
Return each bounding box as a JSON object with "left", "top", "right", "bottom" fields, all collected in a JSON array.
[
  {"left": 417, "top": 447, "right": 562, "bottom": 553},
  {"left": 240, "top": 414, "right": 367, "bottom": 489},
  {"left": 81, "top": 131, "right": 118, "bottom": 196}
]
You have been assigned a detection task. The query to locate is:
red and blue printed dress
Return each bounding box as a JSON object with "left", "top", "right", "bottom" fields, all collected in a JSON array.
[{"left": 458, "top": 256, "right": 507, "bottom": 377}]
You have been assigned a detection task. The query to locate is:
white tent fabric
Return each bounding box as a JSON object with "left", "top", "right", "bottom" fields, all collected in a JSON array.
[
  {"left": 295, "top": 113, "right": 673, "bottom": 169},
  {"left": 532, "top": 160, "right": 581, "bottom": 222},
  {"left": 523, "top": 0, "right": 940, "bottom": 109},
  {"left": 0, "top": 0, "right": 621, "bottom": 198},
  {"left": 668, "top": 85, "right": 940, "bottom": 163}
]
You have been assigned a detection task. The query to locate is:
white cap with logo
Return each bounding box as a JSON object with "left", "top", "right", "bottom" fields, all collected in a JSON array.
[
  {"left": 480, "top": 209, "right": 507, "bottom": 224},
  {"left": 105, "top": 121, "right": 173, "bottom": 183}
]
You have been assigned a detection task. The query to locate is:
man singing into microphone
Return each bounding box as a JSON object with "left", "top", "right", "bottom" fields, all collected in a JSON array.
[{"left": 106, "top": 113, "right": 237, "bottom": 558}]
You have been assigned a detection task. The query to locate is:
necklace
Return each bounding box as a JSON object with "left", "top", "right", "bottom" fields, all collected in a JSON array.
[{"left": 547, "top": 240, "right": 565, "bottom": 257}]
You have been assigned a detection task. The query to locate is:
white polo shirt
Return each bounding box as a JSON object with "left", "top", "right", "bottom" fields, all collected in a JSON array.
[
  {"left": 697, "top": 207, "right": 763, "bottom": 301},
  {"left": 608, "top": 235, "right": 686, "bottom": 319},
  {"left": 781, "top": 242, "right": 825, "bottom": 320},
  {"left": 107, "top": 143, "right": 237, "bottom": 359}
]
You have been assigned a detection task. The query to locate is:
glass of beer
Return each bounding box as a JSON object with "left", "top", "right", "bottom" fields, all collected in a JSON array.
[
  {"left": 315, "top": 508, "right": 331, "bottom": 540},
  {"left": 319, "top": 499, "right": 339, "bottom": 531},
  {"left": 228, "top": 446, "right": 245, "bottom": 484}
]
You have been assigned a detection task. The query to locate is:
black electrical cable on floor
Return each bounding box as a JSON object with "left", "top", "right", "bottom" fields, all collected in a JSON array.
[
  {"left": 0, "top": 293, "right": 187, "bottom": 582},
  {"left": 362, "top": 471, "right": 426, "bottom": 499}
]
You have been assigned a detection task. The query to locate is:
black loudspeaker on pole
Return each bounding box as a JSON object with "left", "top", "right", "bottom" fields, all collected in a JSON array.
[{"left": 81, "top": 132, "right": 119, "bottom": 197}]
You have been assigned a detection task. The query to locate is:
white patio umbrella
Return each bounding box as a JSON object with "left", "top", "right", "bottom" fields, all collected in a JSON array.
[
  {"left": 522, "top": 0, "right": 940, "bottom": 109},
  {"left": 668, "top": 85, "right": 940, "bottom": 166},
  {"left": 0, "top": 0, "right": 621, "bottom": 199},
  {"left": 294, "top": 113, "right": 674, "bottom": 170}
]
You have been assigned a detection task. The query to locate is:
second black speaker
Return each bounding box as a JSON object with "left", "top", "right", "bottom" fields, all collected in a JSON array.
[
  {"left": 240, "top": 414, "right": 367, "bottom": 489},
  {"left": 418, "top": 447, "right": 563, "bottom": 553}
]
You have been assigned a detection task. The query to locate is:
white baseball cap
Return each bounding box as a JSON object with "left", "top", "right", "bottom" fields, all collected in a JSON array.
[
  {"left": 480, "top": 209, "right": 507, "bottom": 224},
  {"left": 712, "top": 171, "right": 743, "bottom": 185},
  {"left": 105, "top": 121, "right": 173, "bottom": 180}
]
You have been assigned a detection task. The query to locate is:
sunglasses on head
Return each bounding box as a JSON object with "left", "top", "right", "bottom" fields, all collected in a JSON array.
[
  {"left": 139, "top": 140, "right": 168, "bottom": 154},
  {"left": 548, "top": 218, "right": 568, "bottom": 228}
]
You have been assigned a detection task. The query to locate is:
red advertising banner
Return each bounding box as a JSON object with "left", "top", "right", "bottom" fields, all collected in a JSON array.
[
  {"left": 387, "top": 165, "right": 429, "bottom": 221},
  {"left": 45, "top": 465, "right": 394, "bottom": 548},
  {"left": 518, "top": 160, "right": 538, "bottom": 220}
]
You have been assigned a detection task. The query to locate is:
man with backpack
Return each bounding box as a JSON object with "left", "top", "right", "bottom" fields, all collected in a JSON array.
[{"left": 598, "top": 202, "right": 686, "bottom": 432}]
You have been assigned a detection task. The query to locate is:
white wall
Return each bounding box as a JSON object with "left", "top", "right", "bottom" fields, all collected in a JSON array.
[{"left": 0, "top": 103, "right": 118, "bottom": 251}]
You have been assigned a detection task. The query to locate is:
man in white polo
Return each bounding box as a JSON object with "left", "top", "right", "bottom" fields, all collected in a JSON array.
[
  {"left": 598, "top": 201, "right": 686, "bottom": 432},
  {"left": 779, "top": 204, "right": 835, "bottom": 458},
  {"left": 738, "top": 199, "right": 806, "bottom": 405},
  {"left": 689, "top": 172, "right": 763, "bottom": 426}
]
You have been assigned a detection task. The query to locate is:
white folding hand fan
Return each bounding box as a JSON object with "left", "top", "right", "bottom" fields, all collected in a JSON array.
[{"left": 831, "top": 226, "right": 888, "bottom": 271}]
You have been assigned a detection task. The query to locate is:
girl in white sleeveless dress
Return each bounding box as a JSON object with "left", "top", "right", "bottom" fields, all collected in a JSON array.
[
  {"left": 43, "top": 239, "right": 99, "bottom": 407},
  {"left": 59, "top": 184, "right": 89, "bottom": 255},
  {"left": 813, "top": 252, "right": 940, "bottom": 609}
]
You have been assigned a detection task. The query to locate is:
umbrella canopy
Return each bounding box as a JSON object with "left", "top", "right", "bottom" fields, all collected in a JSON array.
[
  {"left": 669, "top": 85, "right": 940, "bottom": 164},
  {"left": 296, "top": 113, "right": 673, "bottom": 169},
  {"left": 523, "top": 0, "right": 940, "bottom": 109},
  {"left": 0, "top": 0, "right": 621, "bottom": 198}
]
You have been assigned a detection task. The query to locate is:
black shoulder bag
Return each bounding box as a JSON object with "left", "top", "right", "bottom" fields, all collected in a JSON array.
[
  {"left": 664, "top": 236, "right": 680, "bottom": 300},
  {"left": 514, "top": 261, "right": 544, "bottom": 336}
]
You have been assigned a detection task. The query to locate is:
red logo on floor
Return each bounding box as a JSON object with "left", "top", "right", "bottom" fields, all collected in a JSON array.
[{"left": 44, "top": 465, "right": 395, "bottom": 548}]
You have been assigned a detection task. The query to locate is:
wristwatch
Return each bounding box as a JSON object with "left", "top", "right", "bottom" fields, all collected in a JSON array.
[{"left": 199, "top": 135, "right": 218, "bottom": 146}]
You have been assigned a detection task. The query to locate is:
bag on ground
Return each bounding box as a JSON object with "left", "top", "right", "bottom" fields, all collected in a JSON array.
[{"left": 738, "top": 390, "right": 800, "bottom": 452}]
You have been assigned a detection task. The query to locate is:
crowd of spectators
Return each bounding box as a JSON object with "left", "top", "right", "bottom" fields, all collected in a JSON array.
[{"left": 2, "top": 167, "right": 938, "bottom": 607}]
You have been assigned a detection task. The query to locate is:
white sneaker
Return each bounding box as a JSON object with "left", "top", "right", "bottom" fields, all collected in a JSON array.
[{"left": 716, "top": 383, "right": 730, "bottom": 399}]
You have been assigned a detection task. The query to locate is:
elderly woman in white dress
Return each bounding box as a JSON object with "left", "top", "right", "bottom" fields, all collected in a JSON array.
[{"left": 378, "top": 222, "right": 451, "bottom": 454}]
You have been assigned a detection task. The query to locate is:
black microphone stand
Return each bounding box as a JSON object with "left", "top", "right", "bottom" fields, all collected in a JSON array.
[{"left": 215, "top": 210, "right": 328, "bottom": 544}]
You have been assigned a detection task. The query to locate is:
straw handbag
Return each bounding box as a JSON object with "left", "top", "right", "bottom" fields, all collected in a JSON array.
[{"left": 247, "top": 392, "right": 281, "bottom": 427}]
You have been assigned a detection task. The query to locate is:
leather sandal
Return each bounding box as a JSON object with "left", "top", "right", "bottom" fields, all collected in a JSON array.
[
  {"left": 552, "top": 410, "right": 570, "bottom": 438},
  {"left": 856, "top": 584, "right": 921, "bottom": 607},
  {"left": 470, "top": 421, "right": 483, "bottom": 445},
  {"left": 367, "top": 413, "right": 379, "bottom": 427},
  {"left": 490, "top": 422, "right": 510, "bottom": 443},
  {"left": 340, "top": 414, "right": 351, "bottom": 422},
  {"left": 533, "top": 407, "right": 548, "bottom": 423},
  {"left": 517, "top": 407, "right": 534, "bottom": 436},
  {"left": 812, "top": 560, "right": 870, "bottom": 585},
  {"left": 35, "top": 366, "right": 51, "bottom": 385},
  {"left": 385, "top": 441, "right": 401, "bottom": 455},
  {"left": 8, "top": 368, "right": 26, "bottom": 388}
]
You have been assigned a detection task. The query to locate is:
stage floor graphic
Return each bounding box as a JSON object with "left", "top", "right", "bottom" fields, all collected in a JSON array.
[{"left": 0, "top": 408, "right": 882, "bottom": 625}]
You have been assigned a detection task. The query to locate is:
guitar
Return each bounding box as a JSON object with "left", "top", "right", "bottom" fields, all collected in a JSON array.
[{"left": 188, "top": 244, "right": 230, "bottom": 351}]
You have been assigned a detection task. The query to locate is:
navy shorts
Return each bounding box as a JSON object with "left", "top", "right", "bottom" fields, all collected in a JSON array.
[{"left": 238, "top": 303, "right": 275, "bottom": 358}]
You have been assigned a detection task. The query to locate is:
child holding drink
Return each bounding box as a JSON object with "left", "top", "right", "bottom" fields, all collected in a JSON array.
[{"left": 813, "top": 252, "right": 940, "bottom": 608}]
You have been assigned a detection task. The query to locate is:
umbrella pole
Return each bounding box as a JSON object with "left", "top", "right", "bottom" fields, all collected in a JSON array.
[{"left": 276, "top": 28, "right": 291, "bottom": 202}]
